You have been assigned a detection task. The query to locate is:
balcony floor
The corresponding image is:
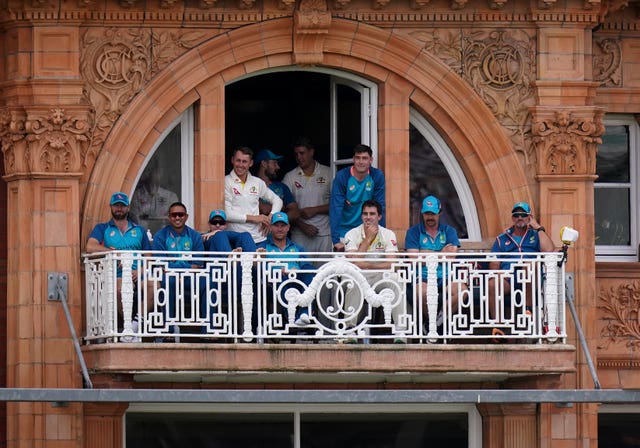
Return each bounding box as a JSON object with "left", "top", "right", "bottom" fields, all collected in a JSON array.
[{"left": 83, "top": 342, "right": 576, "bottom": 385}]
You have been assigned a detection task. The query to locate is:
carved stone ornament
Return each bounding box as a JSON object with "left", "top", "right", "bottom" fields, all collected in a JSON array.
[
  {"left": 593, "top": 38, "right": 622, "bottom": 87},
  {"left": 531, "top": 108, "right": 604, "bottom": 176},
  {"left": 81, "top": 28, "right": 207, "bottom": 166},
  {"left": 293, "top": 0, "right": 331, "bottom": 65},
  {"left": 599, "top": 281, "right": 640, "bottom": 349},
  {"left": 0, "top": 108, "right": 27, "bottom": 176},
  {"left": 461, "top": 30, "right": 536, "bottom": 172}
]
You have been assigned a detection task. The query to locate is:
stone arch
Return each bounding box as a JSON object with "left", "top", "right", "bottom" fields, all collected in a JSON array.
[{"left": 82, "top": 17, "right": 528, "bottom": 240}]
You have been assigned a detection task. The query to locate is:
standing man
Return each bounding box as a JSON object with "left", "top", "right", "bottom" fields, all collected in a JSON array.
[
  {"left": 263, "top": 212, "right": 314, "bottom": 326},
  {"left": 255, "top": 148, "right": 301, "bottom": 222},
  {"left": 343, "top": 200, "right": 402, "bottom": 339},
  {"left": 330, "top": 144, "right": 385, "bottom": 252},
  {"left": 282, "top": 137, "right": 332, "bottom": 254},
  {"left": 405, "top": 195, "right": 463, "bottom": 330},
  {"left": 86, "top": 192, "right": 152, "bottom": 342},
  {"left": 153, "top": 202, "right": 207, "bottom": 337},
  {"left": 488, "top": 201, "right": 555, "bottom": 337},
  {"left": 225, "top": 146, "right": 284, "bottom": 247}
]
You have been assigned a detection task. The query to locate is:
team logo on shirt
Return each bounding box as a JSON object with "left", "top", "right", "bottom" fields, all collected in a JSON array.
[
  {"left": 170, "top": 242, "right": 177, "bottom": 249},
  {"left": 109, "top": 230, "right": 116, "bottom": 237},
  {"left": 391, "top": 240, "right": 397, "bottom": 246},
  {"left": 422, "top": 237, "right": 428, "bottom": 245},
  {"left": 233, "top": 187, "right": 241, "bottom": 195},
  {"left": 184, "top": 241, "right": 191, "bottom": 250},
  {"left": 317, "top": 177, "right": 326, "bottom": 184},
  {"left": 294, "top": 181, "right": 303, "bottom": 189},
  {"left": 365, "top": 181, "right": 372, "bottom": 191},
  {"left": 529, "top": 236, "right": 536, "bottom": 243},
  {"left": 131, "top": 229, "right": 137, "bottom": 237},
  {"left": 250, "top": 186, "right": 258, "bottom": 195},
  {"left": 349, "top": 184, "right": 355, "bottom": 191},
  {"left": 505, "top": 241, "right": 512, "bottom": 246}
]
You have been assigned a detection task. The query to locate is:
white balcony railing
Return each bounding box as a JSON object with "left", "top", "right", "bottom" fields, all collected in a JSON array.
[{"left": 83, "top": 250, "right": 567, "bottom": 344}]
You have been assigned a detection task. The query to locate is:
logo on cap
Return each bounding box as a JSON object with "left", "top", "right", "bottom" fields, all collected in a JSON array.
[
  {"left": 421, "top": 195, "right": 441, "bottom": 214},
  {"left": 110, "top": 192, "right": 129, "bottom": 206}
]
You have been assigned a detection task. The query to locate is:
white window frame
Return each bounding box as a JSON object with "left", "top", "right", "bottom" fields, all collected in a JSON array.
[
  {"left": 125, "top": 402, "right": 482, "bottom": 448},
  {"left": 410, "top": 108, "right": 481, "bottom": 242},
  {"left": 132, "top": 108, "right": 195, "bottom": 228},
  {"left": 595, "top": 114, "right": 639, "bottom": 261}
]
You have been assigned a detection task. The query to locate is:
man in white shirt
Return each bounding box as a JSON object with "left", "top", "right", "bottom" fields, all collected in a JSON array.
[
  {"left": 282, "top": 137, "right": 332, "bottom": 253},
  {"left": 343, "top": 200, "right": 406, "bottom": 340},
  {"left": 224, "top": 146, "right": 284, "bottom": 247}
]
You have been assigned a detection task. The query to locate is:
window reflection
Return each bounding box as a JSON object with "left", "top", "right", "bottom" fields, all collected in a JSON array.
[
  {"left": 130, "top": 125, "right": 182, "bottom": 234},
  {"left": 410, "top": 124, "right": 468, "bottom": 238}
]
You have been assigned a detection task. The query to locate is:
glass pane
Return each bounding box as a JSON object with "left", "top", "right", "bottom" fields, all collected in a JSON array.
[
  {"left": 130, "top": 125, "right": 182, "bottom": 234},
  {"left": 336, "top": 84, "right": 362, "bottom": 161},
  {"left": 301, "top": 413, "right": 468, "bottom": 448},
  {"left": 597, "top": 125, "right": 630, "bottom": 183},
  {"left": 595, "top": 188, "right": 630, "bottom": 245},
  {"left": 126, "top": 412, "right": 294, "bottom": 448},
  {"left": 599, "top": 413, "right": 640, "bottom": 448},
  {"left": 409, "top": 124, "right": 468, "bottom": 238}
]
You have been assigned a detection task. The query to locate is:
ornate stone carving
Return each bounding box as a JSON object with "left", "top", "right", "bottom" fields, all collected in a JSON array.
[
  {"left": 409, "top": 29, "right": 462, "bottom": 73},
  {"left": 199, "top": 0, "right": 218, "bottom": 7},
  {"left": 410, "top": 0, "right": 430, "bottom": 9},
  {"left": 278, "top": 0, "right": 296, "bottom": 9},
  {"left": 593, "top": 38, "right": 622, "bottom": 87},
  {"left": 451, "top": 0, "right": 468, "bottom": 8},
  {"left": 0, "top": 108, "right": 27, "bottom": 176},
  {"left": 80, "top": 28, "right": 207, "bottom": 165},
  {"left": 530, "top": 108, "right": 604, "bottom": 176},
  {"left": 599, "top": 281, "right": 640, "bottom": 349},
  {"left": 373, "top": 0, "right": 391, "bottom": 8},
  {"left": 461, "top": 30, "right": 536, "bottom": 170},
  {"left": 119, "top": 0, "right": 141, "bottom": 7},
  {"left": 293, "top": 0, "right": 331, "bottom": 65},
  {"left": 238, "top": 0, "right": 256, "bottom": 8},
  {"left": 333, "top": 0, "right": 351, "bottom": 9},
  {"left": 489, "top": 0, "right": 508, "bottom": 8},
  {"left": 160, "top": 0, "right": 180, "bottom": 7}
]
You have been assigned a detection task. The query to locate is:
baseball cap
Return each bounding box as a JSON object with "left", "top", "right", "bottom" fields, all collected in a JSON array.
[
  {"left": 511, "top": 201, "right": 531, "bottom": 214},
  {"left": 110, "top": 192, "right": 129, "bottom": 206},
  {"left": 208, "top": 209, "right": 227, "bottom": 223},
  {"left": 421, "top": 195, "right": 441, "bottom": 214},
  {"left": 271, "top": 212, "right": 289, "bottom": 225},
  {"left": 255, "top": 149, "right": 284, "bottom": 164}
]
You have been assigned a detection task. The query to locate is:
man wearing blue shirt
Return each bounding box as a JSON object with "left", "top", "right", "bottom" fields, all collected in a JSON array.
[
  {"left": 405, "top": 195, "right": 462, "bottom": 330},
  {"left": 255, "top": 149, "right": 301, "bottom": 223},
  {"left": 330, "top": 144, "right": 385, "bottom": 251},
  {"left": 264, "top": 212, "right": 314, "bottom": 326},
  {"left": 153, "top": 202, "right": 207, "bottom": 337},
  {"left": 87, "top": 191, "right": 152, "bottom": 342}
]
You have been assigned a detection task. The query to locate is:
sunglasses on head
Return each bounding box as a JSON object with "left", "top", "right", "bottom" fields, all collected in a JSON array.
[
  {"left": 210, "top": 220, "right": 226, "bottom": 226},
  {"left": 169, "top": 212, "right": 186, "bottom": 218},
  {"left": 512, "top": 212, "right": 529, "bottom": 218}
]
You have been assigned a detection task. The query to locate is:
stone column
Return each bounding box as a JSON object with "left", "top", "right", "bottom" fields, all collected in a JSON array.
[
  {"left": 478, "top": 403, "right": 538, "bottom": 448},
  {"left": 1, "top": 24, "right": 90, "bottom": 448}
]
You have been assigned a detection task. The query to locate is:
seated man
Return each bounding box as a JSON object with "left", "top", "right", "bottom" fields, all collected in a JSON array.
[
  {"left": 86, "top": 192, "right": 151, "bottom": 342},
  {"left": 202, "top": 209, "right": 257, "bottom": 253},
  {"left": 262, "top": 212, "right": 314, "bottom": 327},
  {"left": 488, "top": 201, "right": 555, "bottom": 340},
  {"left": 152, "top": 202, "right": 207, "bottom": 338},
  {"left": 405, "top": 195, "right": 463, "bottom": 334},
  {"left": 343, "top": 199, "right": 404, "bottom": 341}
]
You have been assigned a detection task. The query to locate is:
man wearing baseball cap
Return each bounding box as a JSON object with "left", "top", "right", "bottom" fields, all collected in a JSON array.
[
  {"left": 86, "top": 192, "right": 152, "bottom": 342},
  {"left": 488, "top": 201, "right": 555, "bottom": 341},
  {"left": 263, "top": 212, "right": 314, "bottom": 327},
  {"left": 202, "top": 209, "right": 256, "bottom": 253},
  {"left": 405, "top": 195, "right": 463, "bottom": 335},
  {"left": 255, "top": 149, "right": 301, "bottom": 223}
]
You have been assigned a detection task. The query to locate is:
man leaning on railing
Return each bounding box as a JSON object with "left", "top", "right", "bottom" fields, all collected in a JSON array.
[{"left": 86, "top": 192, "right": 151, "bottom": 342}]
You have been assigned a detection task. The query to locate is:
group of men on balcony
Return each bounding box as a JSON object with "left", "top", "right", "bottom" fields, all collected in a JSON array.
[{"left": 86, "top": 139, "right": 556, "bottom": 343}]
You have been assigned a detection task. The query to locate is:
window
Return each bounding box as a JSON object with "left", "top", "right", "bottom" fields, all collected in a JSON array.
[
  {"left": 599, "top": 405, "right": 640, "bottom": 448},
  {"left": 595, "top": 115, "right": 639, "bottom": 260}
]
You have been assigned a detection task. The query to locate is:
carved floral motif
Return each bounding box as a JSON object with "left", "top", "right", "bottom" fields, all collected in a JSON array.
[
  {"left": 293, "top": 0, "right": 331, "bottom": 65},
  {"left": 80, "top": 28, "right": 207, "bottom": 166},
  {"left": 599, "top": 281, "right": 640, "bottom": 348},
  {"left": 0, "top": 108, "right": 27, "bottom": 175},
  {"left": 531, "top": 109, "right": 604, "bottom": 175},
  {"left": 593, "top": 37, "right": 622, "bottom": 87}
]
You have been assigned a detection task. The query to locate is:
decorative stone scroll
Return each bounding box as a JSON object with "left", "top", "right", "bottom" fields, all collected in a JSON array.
[
  {"left": 593, "top": 38, "right": 622, "bottom": 87},
  {"left": 599, "top": 281, "right": 640, "bottom": 349},
  {"left": 293, "top": 0, "right": 331, "bottom": 65},
  {"left": 530, "top": 107, "right": 604, "bottom": 176}
]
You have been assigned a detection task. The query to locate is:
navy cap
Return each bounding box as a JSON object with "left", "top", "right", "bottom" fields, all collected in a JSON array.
[
  {"left": 110, "top": 192, "right": 129, "bottom": 206},
  {"left": 255, "top": 149, "right": 284, "bottom": 164}
]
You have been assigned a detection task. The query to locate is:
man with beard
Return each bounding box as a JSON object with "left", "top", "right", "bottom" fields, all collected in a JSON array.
[
  {"left": 255, "top": 149, "right": 300, "bottom": 223},
  {"left": 225, "top": 146, "right": 284, "bottom": 247},
  {"left": 487, "top": 201, "right": 555, "bottom": 340},
  {"left": 330, "top": 144, "right": 385, "bottom": 252},
  {"left": 405, "top": 195, "right": 462, "bottom": 334},
  {"left": 87, "top": 192, "right": 152, "bottom": 342}
]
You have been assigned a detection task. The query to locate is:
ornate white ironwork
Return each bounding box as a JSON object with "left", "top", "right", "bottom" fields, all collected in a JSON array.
[{"left": 82, "top": 250, "right": 567, "bottom": 345}]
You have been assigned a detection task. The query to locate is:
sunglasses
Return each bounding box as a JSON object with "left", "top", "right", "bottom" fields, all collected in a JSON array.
[
  {"left": 210, "top": 220, "right": 226, "bottom": 226},
  {"left": 169, "top": 212, "right": 186, "bottom": 218},
  {"left": 512, "top": 212, "right": 529, "bottom": 218}
]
